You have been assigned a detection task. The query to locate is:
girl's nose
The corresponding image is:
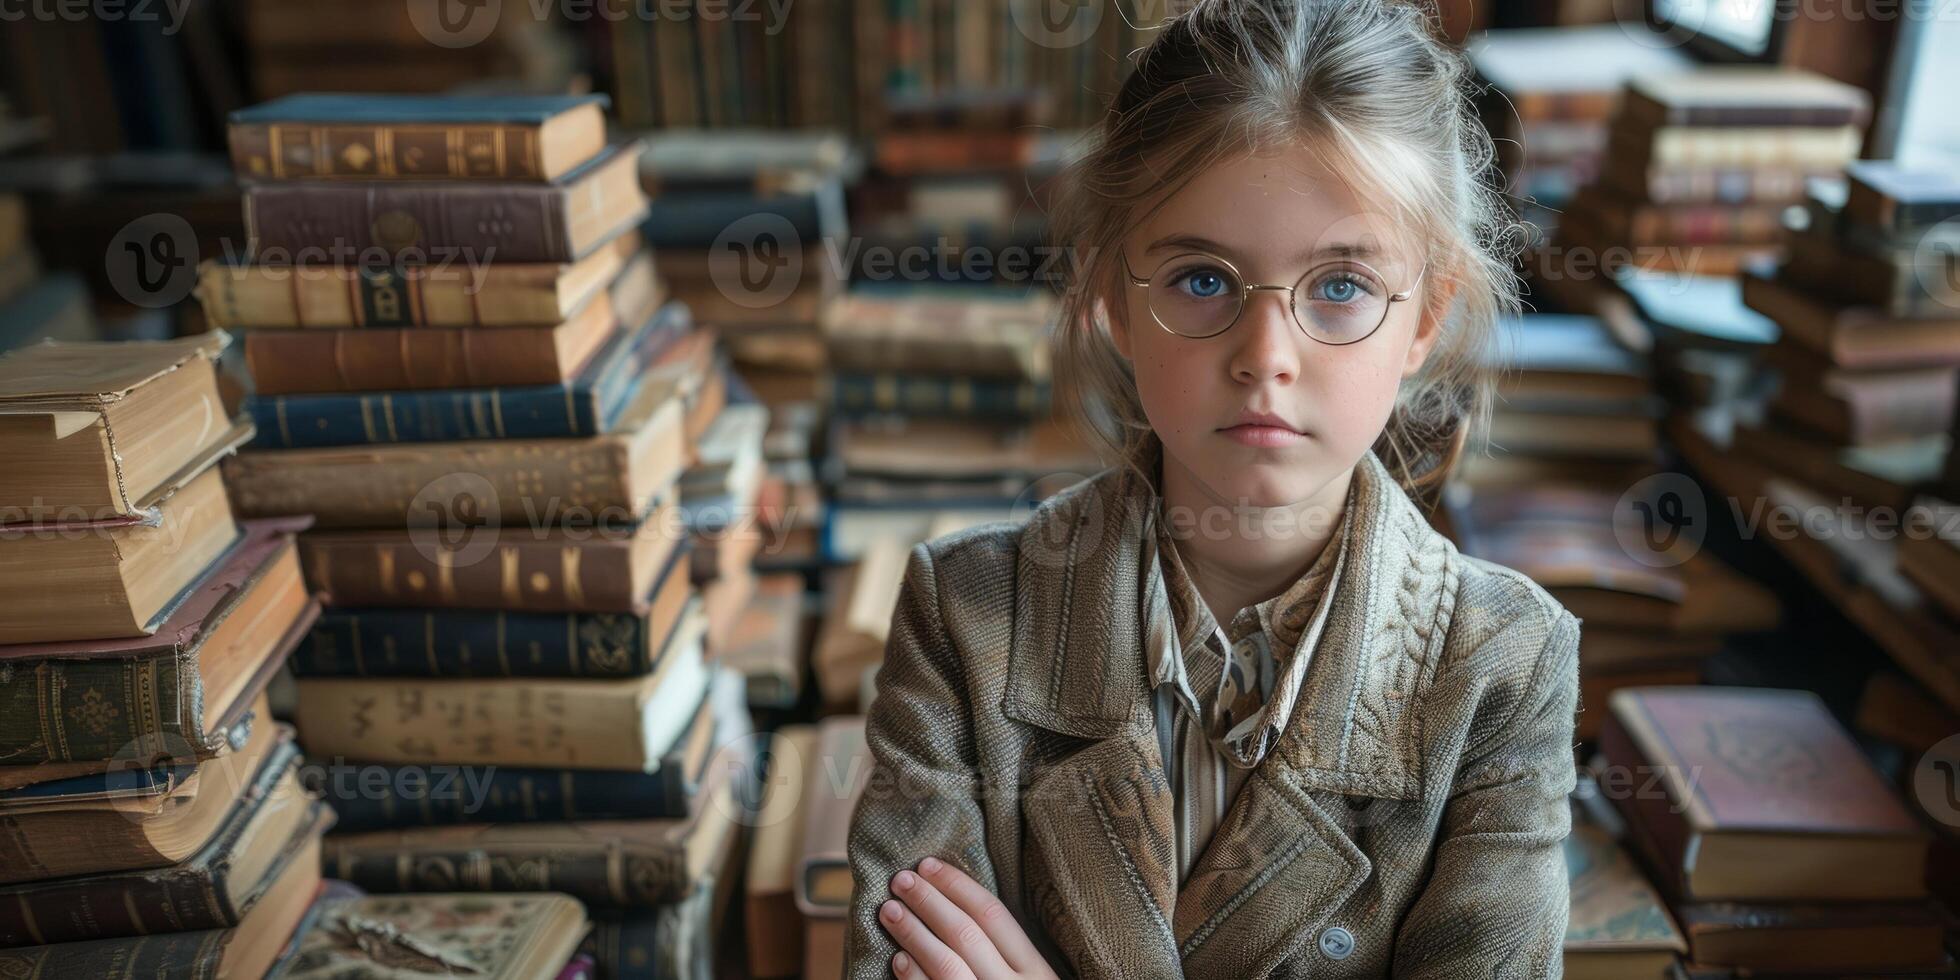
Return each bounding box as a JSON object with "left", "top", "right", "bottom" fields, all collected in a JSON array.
[{"left": 1228, "top": 289, "right": 1302, "bottom": 385}]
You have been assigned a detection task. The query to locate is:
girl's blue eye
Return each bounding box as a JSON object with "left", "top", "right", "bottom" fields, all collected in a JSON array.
[
  {"left": 1179, "top": 270, "right": 1230, "bottom": 299},
  {"left": 1314, "top": 276, "right": 1363, "bottom": 304}
]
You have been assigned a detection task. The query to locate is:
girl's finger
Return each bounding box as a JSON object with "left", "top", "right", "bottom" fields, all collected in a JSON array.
[
  {"left": 916, "top": 857, "right": 1045, "bottom": 975},
  {"left": 891, "top": 867, "right": 1011, "bottom": 979},
  {"left": 880, "top": 895, "right": 972, "bottom": 980}
]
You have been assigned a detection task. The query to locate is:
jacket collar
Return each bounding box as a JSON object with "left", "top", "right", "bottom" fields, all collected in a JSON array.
[{"left": 1002, "top": 437, "right": 1456, "bottom": 800}]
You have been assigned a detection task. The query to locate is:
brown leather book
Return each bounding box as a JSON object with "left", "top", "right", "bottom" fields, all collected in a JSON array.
[
  {"left": 297, "top": 493, "right": 682, "bottom": 613},
  {"left": 714, "top": 573, "right": 808, "bottom": 710},
  {"left": 294, "top": 600, "right": 709, "bottom": 771},
  {"left": 1729, "top": 422, "right": 1944, "bottom": 513},
  {"left": 225, "top": 372, "right": 687, "bottom": 529},
  {"left": 1600, "top": 686, "right": 1930, "bottom": 902},
  {"left": 272, "top": 892, "right": 590, "bottom": 980},
  {"left": 746, "top": 724, "right": 819, "bottom": 979},
  {"left": 1618, "top": 67, "right": 1872, "bottom": 129},
  {"left": 0, "top": 804, "right": 326, "bottom": 978},
  {"left": 795, "top": 716, "right": 870, "bottom": 920},
  {"left": 820, "top": 289, "right": 1055, "bottom": 381},
  {"left": 321, "top": 737, "right": 739, "bottom": 907},
  {"left": 0, "top": 332, "right": 237, "bottom": 523},
  {"left": 0, "top": 692, "right": 279, "bottom": 885},
  {"left": 242, "top": 291, "right": 617, "bottom": 395},
  {"left": 1563, "top": 819, "right": 1685, "bottom": 980},
  {"left": 194, "top": 229, "right": 637, "bottom": 329},
  {"left": 242, "top": 142, "right": 648, "bottom": 264},
  {"left": 0, "top": 518, "right": 317, "bottom": 764},
  {"left": 227, "top": 94, "right": 608, "bottom": 183},
  {"left": 1742, "top": 270, "right": 1960, "bottom": 371},
  {"left": 0, "top": 734, "right": 323, "bottom": 946},
  {"left": 0, "top": 463, "right": 240, "bottom": 646},
  {"left": 1675, "top": 900, "right": 1948, "bottom": 973},
  {"left": 1764, "top": 344, "right": 1957, "bottom": 447}
]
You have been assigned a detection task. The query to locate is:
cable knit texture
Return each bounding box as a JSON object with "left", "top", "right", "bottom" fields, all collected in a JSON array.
[{"left": 843, "top": 445, "right": 1582, "bottom": 979}]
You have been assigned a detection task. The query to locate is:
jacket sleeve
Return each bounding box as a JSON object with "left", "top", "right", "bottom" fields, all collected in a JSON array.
[
  {"left": 1392, "top": 607, "right": 1581, "bottom": 979},
  {"left": 842, "top": 542, "right": 998, "bottom": 980}
]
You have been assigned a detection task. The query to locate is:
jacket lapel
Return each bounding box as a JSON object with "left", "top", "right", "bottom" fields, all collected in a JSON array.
[{"left": 1003, "top": 447, "right": 1458, "bottom": 976}]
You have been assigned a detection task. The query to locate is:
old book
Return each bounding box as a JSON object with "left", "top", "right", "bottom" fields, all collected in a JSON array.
[
  {"left": 1844, "top": 160, "right": 1960, "bottom": 237},
  {"left": 827, "top": 371, "right": 1052, "bottom": 421},
  {"left": 1563, "top": 820, "right": 1685, "bottom": 980},
  {"left": 1780, "top": 220, "right": 1956, "bottom": 319},
  {"left": 1764, "top": 344, "right": 1956, "bottom": 447},
  {"left": 228, "top": 93, "right": 609, "bottom": 183},
  {"left": 1620, "top": 67, "right": 1872, "bottom": 129},
  {"left": 245, "top": 299, "right": 689, "bottom": 449},
  {"left": 1604, "top": 123, "right": 1862, "bottom": 172},
  {"left": 1729, "top": 423, "right": 1944, "bottom": 512},
  {"left": 1897, "top": 497, "right": 1960, "bottom": 620},
  {"left": 1486, "top": 412, "right": 1659, "bottom": 460},
  {"left": 227, "top": 370, "right": 687, "bottom": 529},
  {"left": 1600, "top": 686, "right": 1930, "bottom": 902},
  {"left": 322, "top": 730, "right": 741, "bottom": 907},
  {"left": 1488, "top": 313, "right": 1652, "bottom": 409},
  {"left": 1675, "top": 901, "right": 1948, "bottom": 973},
  {"left": 713, "top": 573, "right": 807, "bottom": 709},
  {"left": 297, "top": 493, "right": 683, "bottom": 614},
  {"left": 290, "top": 539, "right": 693, "bottom": 679},
  {"left": 311, "top": 668, "right": 740, "bottom": 831},
  {"left": 294, "top": 601, "right": 709, "bottom": 772},
  {"left": 580, "top": 886, "right": 717, "bottom": 980},
  {"left": 0, "top": 735, "right": 322, "bottom": 946},
  {"left": 0, "top": 462, "right": 239, "bottom": 645},
  {"left": 242, "top": 291, "right": 616, "bottom": 395},
  {"left": 243, "top": 142, "right": 648, "bottom": 264},
  {"left": 1742, "top": 270, "right": 1960, "bottom": 370},
  {"left": 1566, "top": 185, "right": 1787, "bottom": 246},
  {"left": 747, "top": 724, "right": 818, "bottom": 979},
  {"left": 0, "top": 799, "right": 325, "bottom": 978},
  {"left": 0, "top": 332, "right": 236, "bottom": 523},
  {"left": 814, "top": 541, "right": 908, "bottom": 711},
  {"left": 834, "top": 416, "right": 1099, "bottom": 481},
  {"left": 0, "top": 691, "right": 278, "bottom": 885},
  {"left": 0, "top": 519, "right": 316, "bottom": 764},
  {"left": 820, "top": 286, "right": 1054, "bottom": 381},
  {"left": 195, "top": 229, "right": 637, "bottom": 329},
  {"left": 796, "top": 716, "right": 870, "bottom": 919},
  {"left": 268, "top": 892, "right": 590, "bottom": 980}
]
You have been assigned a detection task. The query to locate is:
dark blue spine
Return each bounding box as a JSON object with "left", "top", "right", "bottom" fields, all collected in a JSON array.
[
  {"left": 307, "top": 761, "right": 692, "bottom": 830},
  {"left": 292, "top": 606, "right": 653, "bottom": 678}
]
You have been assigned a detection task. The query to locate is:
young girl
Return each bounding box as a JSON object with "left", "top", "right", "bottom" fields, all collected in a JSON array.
[{"left": 844, "top": 0, "right": 1581, "bottom": 976}]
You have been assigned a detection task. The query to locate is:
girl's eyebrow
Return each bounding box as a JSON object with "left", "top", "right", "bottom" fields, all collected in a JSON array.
[{"left": 1144, "top": 233, "right": 1382, "bottom": 263}]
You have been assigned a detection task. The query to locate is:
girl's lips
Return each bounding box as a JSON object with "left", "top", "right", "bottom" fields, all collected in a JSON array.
[{"left": 1219, "top": 424, "right": 1307, "bottom": 448}]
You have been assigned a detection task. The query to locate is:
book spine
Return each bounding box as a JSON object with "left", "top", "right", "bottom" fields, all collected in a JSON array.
[
  {"left": 197, "top": 263, "right": 569, "bottom": 329},
  {"left": 292, "top": 606, "right": 653, "bottom": 678},
  {"left": 243, "top": 325, "right": 575, "bottom": 394},
  {"left": 228, "top": 121, "right": 548, "bottom": 180},
  {"left": 245, "top": 385, "right": 601, "bottom": 449},
  {"left": 322, "top": 834, "right": 692, "bottom": 906},
  {"left": 244, "top": 181, "right": 572, "bottom": 263},
  {"left": 0, "top": 656, "right": 191, "bottom": 765},
  {"left": 298, "top": 532, "right": 645, "bottom": 612},
  {"left": 580, "top": 896, "right": 710, "bottom": 980},
  {"left": 641, "top": 192, "right": 825, "bottom": 248},
  {"left": 828, "top": 372, "right": 1050, "bottom": 420},
  {"left": 225, "top": 436, "right": 637, "bottom": 528},
  {"left": 0, "top": 930, "right": 229, "bottom": 977},
  {"left": 311, "top": 762, "right": 688, "bottom": 830}
]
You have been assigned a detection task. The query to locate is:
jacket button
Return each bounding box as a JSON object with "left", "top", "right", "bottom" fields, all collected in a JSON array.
[{"left": 1318, "top": 925, "right": 1355, "bottom": 960}]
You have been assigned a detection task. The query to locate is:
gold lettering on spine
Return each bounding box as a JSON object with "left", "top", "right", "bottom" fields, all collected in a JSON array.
[
  {"left": 561, "top": 548, "right": 585, "bottom": 607},
  {"left": 500, "top": 547, "right": 523, "bottom": 606},
  {"left": 377, "top": 546, "right": 398, "bottom": 596}
]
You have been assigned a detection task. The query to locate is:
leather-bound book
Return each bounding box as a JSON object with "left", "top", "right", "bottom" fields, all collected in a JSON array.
[
  {"left": 1742, "top": 270, "right": 1960, "bottom": 371},
  {"left": 0, "top": 519, "right": 318, "bottom": 765},
  {"left": 227, "top": 93, "right": 610, "bottom": 183},
  {"left": 1599, "top": 686, "right": 1930, "bottom": 902},
  {"left": 267, "top": 892, "right": 591, "bottom": 980},
  {"left": 1563, "top": 819, "right": 1685, "bottom": 980},
  {"left": 1675, "top": 900, "right": 1948, "bottom": 974},
  {"left": 1844, "top": 160, "right": 1960, "bottom": 238}
]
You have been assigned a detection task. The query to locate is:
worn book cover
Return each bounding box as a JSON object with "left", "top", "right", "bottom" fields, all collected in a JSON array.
[{"left": 268, "top": 892, "right": 590, "bottom": 979}]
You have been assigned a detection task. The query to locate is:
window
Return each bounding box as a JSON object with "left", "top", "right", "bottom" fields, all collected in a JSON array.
[
  {"left": 1873, "top": 15, "right": 1960, "bottom": 168},
  {"left": 1652, "top": 0, "right": 1779, "bottom": 58}
]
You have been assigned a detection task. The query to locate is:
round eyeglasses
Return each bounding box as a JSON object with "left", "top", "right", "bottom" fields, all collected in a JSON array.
[{"left": 1121, "top": 250, "right": 1424, "bottom": 344}]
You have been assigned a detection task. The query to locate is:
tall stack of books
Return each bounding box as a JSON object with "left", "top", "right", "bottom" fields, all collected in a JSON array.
[
  {"left": 0, "top": 192, "right": 94, "bottom": 352},
  {"left": 1553, "top": 68, "right": 1870, "bottom": 280},
  {"left": 204, "top": 92, "right": 748, "bottom": 977},
  {"left": 1599, "top": 687, "right": 1942, "bottom": 976},
  {"left": 0, "top": 335, "right": 332, "bottom": 976}
]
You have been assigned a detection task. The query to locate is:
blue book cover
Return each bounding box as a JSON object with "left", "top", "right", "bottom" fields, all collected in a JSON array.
[
  {"left": 244, "top": 300, "right": 691, "bottom": 448},
  {"left": 229, "top": 93, "right": 609, "bottom": 125},
  {"left": 829, "top": 371, "right": 1051, "bottom": 420}
]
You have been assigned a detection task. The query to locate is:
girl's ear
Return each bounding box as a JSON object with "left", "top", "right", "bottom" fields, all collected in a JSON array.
[{"left": 1401, "top": 274, "right": 1458, "bottom": 378}]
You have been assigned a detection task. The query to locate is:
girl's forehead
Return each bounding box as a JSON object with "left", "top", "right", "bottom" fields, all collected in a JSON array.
[{"left": 1133, "top": 148, "right": 1416, "bottom": 271}]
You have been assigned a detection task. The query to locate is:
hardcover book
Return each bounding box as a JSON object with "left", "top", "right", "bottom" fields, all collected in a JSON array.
[
  {"left": 229, "top": 93, "right": 610, "bottom": 183},
  {"left": 1563, "top": 820, "right": 1685, "bottom": 980},
  {"left": 267, "top": 892, "right": 591, "bottom": 980}
]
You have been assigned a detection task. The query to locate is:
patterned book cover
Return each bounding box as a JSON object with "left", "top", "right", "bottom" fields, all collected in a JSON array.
[
  {"left": 1563, "top": 822, "right": 1685, "bottom": 955},
  {"left": 271, "top": 892, "right": 589, "bottom": 979}
]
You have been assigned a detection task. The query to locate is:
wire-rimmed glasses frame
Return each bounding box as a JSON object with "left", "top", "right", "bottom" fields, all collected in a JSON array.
[{"left": 1120, "top": 248, "right": 1425, "bottom": 345}]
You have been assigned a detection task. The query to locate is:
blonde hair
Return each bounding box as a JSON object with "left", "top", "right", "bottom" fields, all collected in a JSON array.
[{"left": 1049, "top": 0, "right": 1523, "bottom": 506}]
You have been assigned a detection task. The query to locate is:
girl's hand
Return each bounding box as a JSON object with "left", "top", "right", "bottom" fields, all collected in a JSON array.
[{"left": 878, "top": 857, "right": 1060, "bottom": 980}]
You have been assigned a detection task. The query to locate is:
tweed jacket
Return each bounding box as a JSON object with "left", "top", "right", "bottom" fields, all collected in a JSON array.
[{"left": 843, "top": 448, "right": 1582, "bottom": 979}]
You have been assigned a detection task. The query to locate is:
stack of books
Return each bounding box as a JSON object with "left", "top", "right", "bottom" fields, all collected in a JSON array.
[
  {"left": 1554, "top": 67, "right": 1870, "bottom": 279},
  {"left": 268, "top": 889, "right": 595, "bottom": 980},
  {"left": 0, "top": 192, "right": 94, "bottom": 352},
  {"left": 1733, "top": 162, "right": 1960, "bottom": 513},
  {"left": 203, "top": 92, "right": 747, "bottom": 977},
  {"left": 739, "top": 716, "right": 872, "bottom": 980},
  {"left": 240, "top": 0, "right": 575, "bottom": 100},
  {"left": 1466, "top": 25, "right": 1693, "bottom": 228},
  {"left": 681, "top": 391, "right": 771, "bottom": 655},
  {"left": 0, "top": 335, "right": 332, "bottom": 976},
  {"left": 1599, "top": 687, "right": 1942, "bottom": 976}
]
